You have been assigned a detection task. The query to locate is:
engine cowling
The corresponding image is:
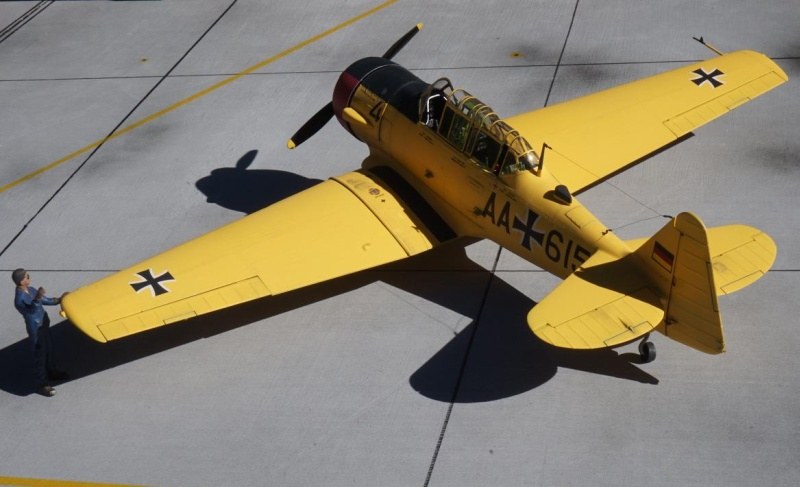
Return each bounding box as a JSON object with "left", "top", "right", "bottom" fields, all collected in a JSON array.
[{"left": 331, "top": 57, "right": 428, "bottom": 140}]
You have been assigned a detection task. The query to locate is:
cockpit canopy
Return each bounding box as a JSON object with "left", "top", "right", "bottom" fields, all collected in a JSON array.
[{"left": 420, "top": 77, "right": 540, "bottom": 175}]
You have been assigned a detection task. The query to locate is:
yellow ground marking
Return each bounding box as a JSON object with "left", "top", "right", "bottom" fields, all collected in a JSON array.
[
  {"left": 0, "top": 477, "right": 147, "bottom": 487},
  {"left": 0, "top": 0, "right": 398, "bottom": 194}
]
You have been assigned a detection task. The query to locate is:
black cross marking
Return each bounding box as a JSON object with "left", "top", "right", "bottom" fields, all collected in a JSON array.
[
  {"left": 512, "top": 210, "right": 545, "bottom": 250},
  {"left": 130, "top": 269, "right": 175, "bottom": 296},
  {"left": 691, "top": 68, "right": 724, "bottom": 88}
]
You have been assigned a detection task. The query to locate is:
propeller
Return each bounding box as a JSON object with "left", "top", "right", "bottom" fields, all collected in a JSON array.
[
  {"left": 381, "top": 22, "right": 423, "bottom": 60},
  {"left": 287, "top": 23, "right": 424, "bottom": 149},
  {"left": 286, "top": 102, "right": 334, "bottom": 150}
]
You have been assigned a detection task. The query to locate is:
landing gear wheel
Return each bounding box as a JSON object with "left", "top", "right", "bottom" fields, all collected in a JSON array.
[{"left": 638, "top": 340, "right": 656, "bottom": 363}]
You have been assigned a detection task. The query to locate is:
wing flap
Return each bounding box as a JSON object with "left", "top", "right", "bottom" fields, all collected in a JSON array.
[
  {"left": 507, "top": 50, "right": 787, "bottom": 193},
  {"left": 528, "top": 250, "right": 664, "bottom": 350},
  {"left": 332, "top": 171, "right": 434, "bottom": 255},
  {"left": 63, "top": 169, "right": 451, "bottom": 342}
]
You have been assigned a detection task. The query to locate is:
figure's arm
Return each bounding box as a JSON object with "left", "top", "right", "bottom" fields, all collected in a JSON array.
[
  {"left": 35, "top": 287, "right": 61, "bottom": 306},
  {"left": 41, "top": 296, "right": 61, "bottom": 306}
]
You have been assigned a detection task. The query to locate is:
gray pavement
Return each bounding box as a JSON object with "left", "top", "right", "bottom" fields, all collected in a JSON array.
[{"left": 1, "top": 1, "right": 798, "bottom": 486}]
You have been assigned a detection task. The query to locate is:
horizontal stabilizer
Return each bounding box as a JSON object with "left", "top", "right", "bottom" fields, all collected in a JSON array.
[
  {"left": 528, "top": 249, "right": 663, "bottom": 350},
  {"left": 626, "top": 223, "right": 777, "bottom": 297},
  {"left": 707, "top": 225, "right": 776, "bottom": 295}
]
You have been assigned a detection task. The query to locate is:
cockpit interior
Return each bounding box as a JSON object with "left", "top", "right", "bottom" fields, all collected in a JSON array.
[{"left": 420, "top": 78, "right": 540, "bottom": 176}]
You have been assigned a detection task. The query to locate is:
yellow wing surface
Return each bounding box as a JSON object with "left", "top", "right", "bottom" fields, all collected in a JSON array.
[
  {"left": 507, "top": 50, "right": 788, "bottom": 193},
  {"left": 62, "top": 169, "right": 455, "bottom": 342}
]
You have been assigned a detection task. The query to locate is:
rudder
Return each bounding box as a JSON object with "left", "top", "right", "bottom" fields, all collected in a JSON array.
[{"left": 631, "top": 212, "right": 724, "bottom": 354}]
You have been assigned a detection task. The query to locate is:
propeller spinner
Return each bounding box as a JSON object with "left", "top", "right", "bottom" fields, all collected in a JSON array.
[{"left": 287, "top": 23, "right": 423, "bottom": 149}]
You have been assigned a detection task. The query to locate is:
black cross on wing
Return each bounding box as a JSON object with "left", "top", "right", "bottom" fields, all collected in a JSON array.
[
  {"left": 691, "top": 68, "right": 725, "bottom": 88},
  {"left": 130, "top": 269, "right": 175, "bottom": 297}
]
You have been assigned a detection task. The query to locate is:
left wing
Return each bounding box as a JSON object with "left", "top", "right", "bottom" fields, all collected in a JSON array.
[
  {"left": 62, "top": 168, "right": 456, "bottom": 342},
  {"left": 507, "top": 50, "right": 788, "bottom": 193}
]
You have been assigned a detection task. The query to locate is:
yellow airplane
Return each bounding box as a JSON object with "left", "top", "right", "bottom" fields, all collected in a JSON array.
[{"left": 61, "top": 25, "right": 787, "bottom": 363}]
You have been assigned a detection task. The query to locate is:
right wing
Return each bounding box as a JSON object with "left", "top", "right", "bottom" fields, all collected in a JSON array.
[
  {"left": 507, "top": 50, "right": 787, "bottom": 193},
  {"left": 62, "top": 168, "right": 456, "bottom": 342}
]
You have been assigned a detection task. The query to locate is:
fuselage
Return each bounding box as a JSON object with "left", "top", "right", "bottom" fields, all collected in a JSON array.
[{"left": 332, "top": 57, "right": 631, "bottom": 279}]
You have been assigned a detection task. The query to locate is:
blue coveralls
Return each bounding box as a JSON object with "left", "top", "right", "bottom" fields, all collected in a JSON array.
[{"left": 14, "top": 286, "right": 60, "bottom": 386}]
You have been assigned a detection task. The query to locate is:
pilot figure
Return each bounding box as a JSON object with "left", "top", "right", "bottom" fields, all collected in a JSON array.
[{"left": 11, "top": 269, "right": 68, "bottom": 397}]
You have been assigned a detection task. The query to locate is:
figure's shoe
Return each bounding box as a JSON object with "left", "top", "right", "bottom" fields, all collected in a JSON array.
[{"left": 38, "top": 385, "right": 56, "bottom": 397}]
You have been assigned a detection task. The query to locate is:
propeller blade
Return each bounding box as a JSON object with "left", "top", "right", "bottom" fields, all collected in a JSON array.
[
  {"left": 287, "top": 102, "right": 334, "bottom": 149},
  {"left": 288, "top": 23, "right": 423, "bottom": 149},
  {"left": 381, "top": 22, "right": 423, "bottom": 60}
]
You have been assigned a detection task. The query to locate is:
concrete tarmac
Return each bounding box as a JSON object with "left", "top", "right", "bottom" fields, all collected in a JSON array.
[{"left": 1, "top": 1, "right": 798, "bottom": 486}]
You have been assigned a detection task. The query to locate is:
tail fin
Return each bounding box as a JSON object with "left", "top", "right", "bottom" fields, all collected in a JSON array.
[
  {"left": 629, "top": 212, "right": 777, "bottom": 354},
  {"left": 527, "top": 212, "right": 776, "bottom": 355}
]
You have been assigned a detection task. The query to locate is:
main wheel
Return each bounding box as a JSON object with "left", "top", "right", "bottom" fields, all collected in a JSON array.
[{"left": 639, "top": 340, "right": 656, "bottom": 363}]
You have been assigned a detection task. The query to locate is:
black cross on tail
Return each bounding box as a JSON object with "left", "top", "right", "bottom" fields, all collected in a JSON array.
[
  {"left": 130, "top": 269, "right": 175, "bottom": 296},
  {"left": 691, "top": 68, "right": 724, "bottom": 88}
]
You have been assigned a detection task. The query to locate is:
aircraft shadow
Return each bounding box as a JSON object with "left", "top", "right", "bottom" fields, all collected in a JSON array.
[
  {"left": 195, "top": 149, "right": 322, "bottom": 214},
  {"left": 0, "top": 156, "right": 658, "bottom": 398},
  {"left": 385, "top": 248, "right": 659, "bottom": 403},
  {"left": 0, "top": 269, "right": 380, "bottom": 397}
]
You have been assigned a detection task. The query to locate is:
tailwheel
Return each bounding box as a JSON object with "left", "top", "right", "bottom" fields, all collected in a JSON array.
[{"left": 638, "top": 337, "right": 656, "bottom": 363}]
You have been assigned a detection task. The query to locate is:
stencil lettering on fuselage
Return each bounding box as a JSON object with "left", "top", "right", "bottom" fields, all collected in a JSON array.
[{"left": 481, "top": 192, "right": 591, "bottom": 272}]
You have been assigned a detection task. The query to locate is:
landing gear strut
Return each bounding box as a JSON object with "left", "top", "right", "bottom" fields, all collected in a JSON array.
[{"left": 638, "top": 334, "right": 656, "bottom": 363}]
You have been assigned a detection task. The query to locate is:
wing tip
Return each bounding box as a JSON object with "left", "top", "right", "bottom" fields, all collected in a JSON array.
[{"left": 61, "top": 295, "right": 108, "bottom": 343}]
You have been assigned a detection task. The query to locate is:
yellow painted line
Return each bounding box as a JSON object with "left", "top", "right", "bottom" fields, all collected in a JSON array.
[
  {"left": 0, "top": 477, "right": 147, "bottom": 487},
  {"left": 0, "top": 0, "right": 398, "bottom": 194}
]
